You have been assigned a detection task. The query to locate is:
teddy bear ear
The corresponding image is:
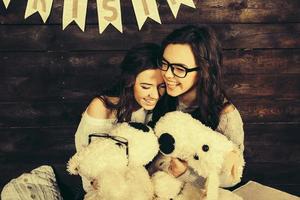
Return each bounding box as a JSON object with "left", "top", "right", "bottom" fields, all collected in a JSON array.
[
  {"left": 128, "top": 122, "right": 150, "bottom": 133},
  {"left": 158, "top": 133, "right": 175, "bottom": 154}
]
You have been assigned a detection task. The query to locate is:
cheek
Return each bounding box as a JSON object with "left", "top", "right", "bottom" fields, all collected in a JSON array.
[
  {"left": 133, "top": 84, "right": 141, "bottom": 101},
  {"left": 133, "top": 86, "right": 147, "bottom": 101},
  {"left": 182, "top": 74, "right": 198, "bottom": 88},
  {"left": 161, "top": 71, "right": 167, "bottom": 80}
]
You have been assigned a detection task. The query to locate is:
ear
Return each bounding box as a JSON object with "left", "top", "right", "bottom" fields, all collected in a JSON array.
[
  {"left": 67, "top": 154, "right": 79, "bottom": 175},
  {"left": 158, "top": 133, "right": 175, "bottom": 154},
  {"left": 128, "top": 122, "right": 150, "bottom": 132}
]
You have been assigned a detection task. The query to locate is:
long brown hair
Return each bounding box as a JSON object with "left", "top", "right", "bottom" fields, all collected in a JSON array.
[
  {"left": 100, "top": 43, "right": 161, "bottom": 122},
  {"left": 153, "top": 25, "right": 227, "bottom": 129}
]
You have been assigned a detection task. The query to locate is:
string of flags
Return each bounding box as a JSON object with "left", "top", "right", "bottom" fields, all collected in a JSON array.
[{"left": 2, "top": 0, "right": 196, "bottom": 33}]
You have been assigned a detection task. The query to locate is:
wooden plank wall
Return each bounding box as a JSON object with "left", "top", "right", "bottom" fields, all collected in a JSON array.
[{"left": 1, "top": 0, "right": 300, "bottom": 198}]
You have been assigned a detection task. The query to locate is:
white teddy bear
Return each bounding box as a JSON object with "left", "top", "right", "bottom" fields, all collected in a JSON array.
[
  {"left": 67, "top": 122, "right": 159, "bottom": 200},
  {"left": 151, "top": 111, "right": 245, "bottom": 200}
]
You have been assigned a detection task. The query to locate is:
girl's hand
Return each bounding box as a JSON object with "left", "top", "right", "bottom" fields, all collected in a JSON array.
[{"left": 168, "top": 157, "right": 188, "bottom": 177}]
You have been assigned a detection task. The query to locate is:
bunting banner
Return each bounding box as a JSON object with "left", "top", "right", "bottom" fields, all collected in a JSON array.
[
  {"left": 166, "top": 0, "right": 196, "bottom": 18},
  {"left": 3, "top": 0, "right": 11, "bottom": 8},
  {"left": 62, "top": 0, "right": 88, "bottom": 31},
  {"left": 3, "top": 0, "right": 197, "bottom": 34},
  {"left": 25, "top": 0, "right": 53, "bottom": 23},
  {"left": 131, "top": 0, "right": 161, "bottom": 30},
  {"left": 96, "top": 0, "right": 122, "bottom": 34}
]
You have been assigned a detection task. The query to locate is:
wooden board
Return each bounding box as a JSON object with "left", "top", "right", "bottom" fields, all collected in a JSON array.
[
  {"left": 1, "top": 24, "right": 300, "bottom": 51},
  {"left": 1, "top": 0, "right": 299, "bottom": 24}
]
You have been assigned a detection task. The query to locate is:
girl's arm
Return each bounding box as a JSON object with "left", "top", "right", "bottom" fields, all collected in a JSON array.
[{"left": 216, "top": 104, "right": 245, "bottom": 187}]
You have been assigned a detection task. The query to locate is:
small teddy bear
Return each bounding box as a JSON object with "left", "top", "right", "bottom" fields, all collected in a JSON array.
[
  {"left": 67, "top": 122, "right": 159, "bottom": 200},
  {"left": 151, "top": 111, "right": 244, "bottom": 200}
]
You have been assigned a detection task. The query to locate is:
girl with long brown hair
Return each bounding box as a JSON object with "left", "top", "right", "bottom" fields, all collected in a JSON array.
[
  {"left": 151, "top": 25, "right": 245, "bottom": 188},
  {"left": 75, "top": 43, "right": 166, "bottom": 192}
]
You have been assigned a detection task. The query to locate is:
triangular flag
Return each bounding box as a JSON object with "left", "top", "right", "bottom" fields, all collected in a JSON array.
[
  {"left": 62, "top": 0, "right": 88, "bottom": 31},
  {"left": 24, "top": 0, "right": 53, "bottom": 23},
  {"left": 166, "top": 0, "right": 196, "bottom": 18},
  {"left": 3, "top": 0, "right": 11, "bottom": 8},
  {"left": 131, "top": 0, "right": 161, "bottom": 30},
  {"left": 96, "top": 0, "right": 122, "bottom": 34}
]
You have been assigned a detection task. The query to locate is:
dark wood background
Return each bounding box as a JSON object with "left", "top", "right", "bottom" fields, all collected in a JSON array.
[{"left": 1, "top": 0, "right": 299, "bottom": 198}]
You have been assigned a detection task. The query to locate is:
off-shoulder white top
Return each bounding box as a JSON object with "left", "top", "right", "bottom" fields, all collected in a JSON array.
[{"left": 75, "top": 107, "right": 152, "bottom": 152}]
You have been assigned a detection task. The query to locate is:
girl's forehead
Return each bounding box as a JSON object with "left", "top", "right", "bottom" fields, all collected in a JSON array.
[
  {"left": 135, "top": 69, "right": 164, "bottom": 83},
  {"left": 163, "top": 44, "right": 196, "bottom": 67}
]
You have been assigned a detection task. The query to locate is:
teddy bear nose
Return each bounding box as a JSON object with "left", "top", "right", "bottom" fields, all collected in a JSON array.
[{"left": 194, "top": 154, "right": 199, "bottom": 160}]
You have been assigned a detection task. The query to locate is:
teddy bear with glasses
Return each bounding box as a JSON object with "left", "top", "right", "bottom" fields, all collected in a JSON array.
[{"left": 67, "top": 122, "right": 159, "bottom": 200}]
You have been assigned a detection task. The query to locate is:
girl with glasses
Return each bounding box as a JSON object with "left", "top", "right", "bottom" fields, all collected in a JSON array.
[
  {"left": 150, "top": 25, "right": 245, "bottom": 189},
  {"left": 74, "top": 43, "right": 166, "bottom": 193}
]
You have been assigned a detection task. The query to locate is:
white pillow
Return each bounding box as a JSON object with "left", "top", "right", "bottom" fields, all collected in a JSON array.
[{"left": 1, "top": 165, "right": 63, "bottom": 200}]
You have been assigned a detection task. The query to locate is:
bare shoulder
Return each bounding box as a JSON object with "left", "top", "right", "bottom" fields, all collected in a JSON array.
[
  {"left": 87, "top": 97, "right": 110, "bottom": 119},
  {"left": 220, "top": 103, "right": 236, "bottom": 114}
]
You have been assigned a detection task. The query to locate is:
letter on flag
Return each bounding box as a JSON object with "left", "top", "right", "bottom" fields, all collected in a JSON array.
[
  {"left": 131, "top": 0, "right": 161, "bottom": 30},
  {"left": 62, "top": 0, "right": 88, "bottom": 31},
  {"left": 96, "top": 0, "right": 122, "bottom": 34},
  {"left": 25, "top": 0, "right": 54, "bottom": 23}
]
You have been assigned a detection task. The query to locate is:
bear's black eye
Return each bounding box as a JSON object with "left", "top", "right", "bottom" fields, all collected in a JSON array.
[
  {"left": 202, "top": 144, "right": 209, "bottom": 152},
  {"left": 194, "top": 154, "right": 199, "bottom": 160}
]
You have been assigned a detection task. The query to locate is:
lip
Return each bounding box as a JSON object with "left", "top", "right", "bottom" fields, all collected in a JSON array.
[
  {"left": 166, "top": 81, "right": 180, "bottom": 88},
  {"left": 143, "top": 98, "right": 157, "bottom": 106}
]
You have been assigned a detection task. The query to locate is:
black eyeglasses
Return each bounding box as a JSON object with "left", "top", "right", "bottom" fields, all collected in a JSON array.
[
  {"left": 158, "top": 58, "right": 201, "bottom": 78},
  {"left": 88, "top": 133, "right": 129, "bottom": 164}
]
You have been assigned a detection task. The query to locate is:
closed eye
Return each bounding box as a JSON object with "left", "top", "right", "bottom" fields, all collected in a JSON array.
[{"left": 141, "top": 86, "right": 151, "bottom": 89}]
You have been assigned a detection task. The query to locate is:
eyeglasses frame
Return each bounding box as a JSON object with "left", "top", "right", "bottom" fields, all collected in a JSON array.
[
  {"left": 88, "top": 133, "right": 129, "bottom": 165},
  {"left": 158, "top": 57, "right": 202, "bottom": 78}
]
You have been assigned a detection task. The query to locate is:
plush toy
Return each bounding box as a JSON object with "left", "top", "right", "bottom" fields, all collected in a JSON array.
[
  {"left": 67, "top": 122, "right": 159, "bottom": 200},
  {"left": 151, "top": 111, "right": 245, "bottom": 200}
]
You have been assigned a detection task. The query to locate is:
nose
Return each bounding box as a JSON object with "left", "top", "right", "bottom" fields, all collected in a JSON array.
[
  {"left": 150, "top": 87, "right": 159, "bottom": 99},
  {"left": 163, "top": 66, "right": 174, "bottom": 78}
]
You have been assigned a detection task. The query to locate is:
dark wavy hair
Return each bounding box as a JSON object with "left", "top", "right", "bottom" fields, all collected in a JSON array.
[
  {"left": 100, "top": 43, "right": 161, "bottom": 122},
  {"left": 153, "top": 25, "right": 227, "bottom": 129}
]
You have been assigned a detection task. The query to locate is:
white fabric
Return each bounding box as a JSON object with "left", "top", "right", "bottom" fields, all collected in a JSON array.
[
  {"left": 75, "top": 107, "right": 152, "bottom": 152},
  {"left": 216, "top": 108, "right": 244, "bottom": 152},
  {"left": 1, "top": 165, "right": 63, "bottom": 200},
  {"left": 233, "top": 181, "right": 299, "bottom": 200},
  {"left": 75, "top": 110, "right": 115, "bottom": 152}
]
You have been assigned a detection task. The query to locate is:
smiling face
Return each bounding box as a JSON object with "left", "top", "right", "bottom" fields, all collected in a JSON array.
[
  {"left": 161, "top": 44, "right": 199, "bottom": 101},
  {"left": 133, "top": 69, "right": 165, "bottom": 110}
]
